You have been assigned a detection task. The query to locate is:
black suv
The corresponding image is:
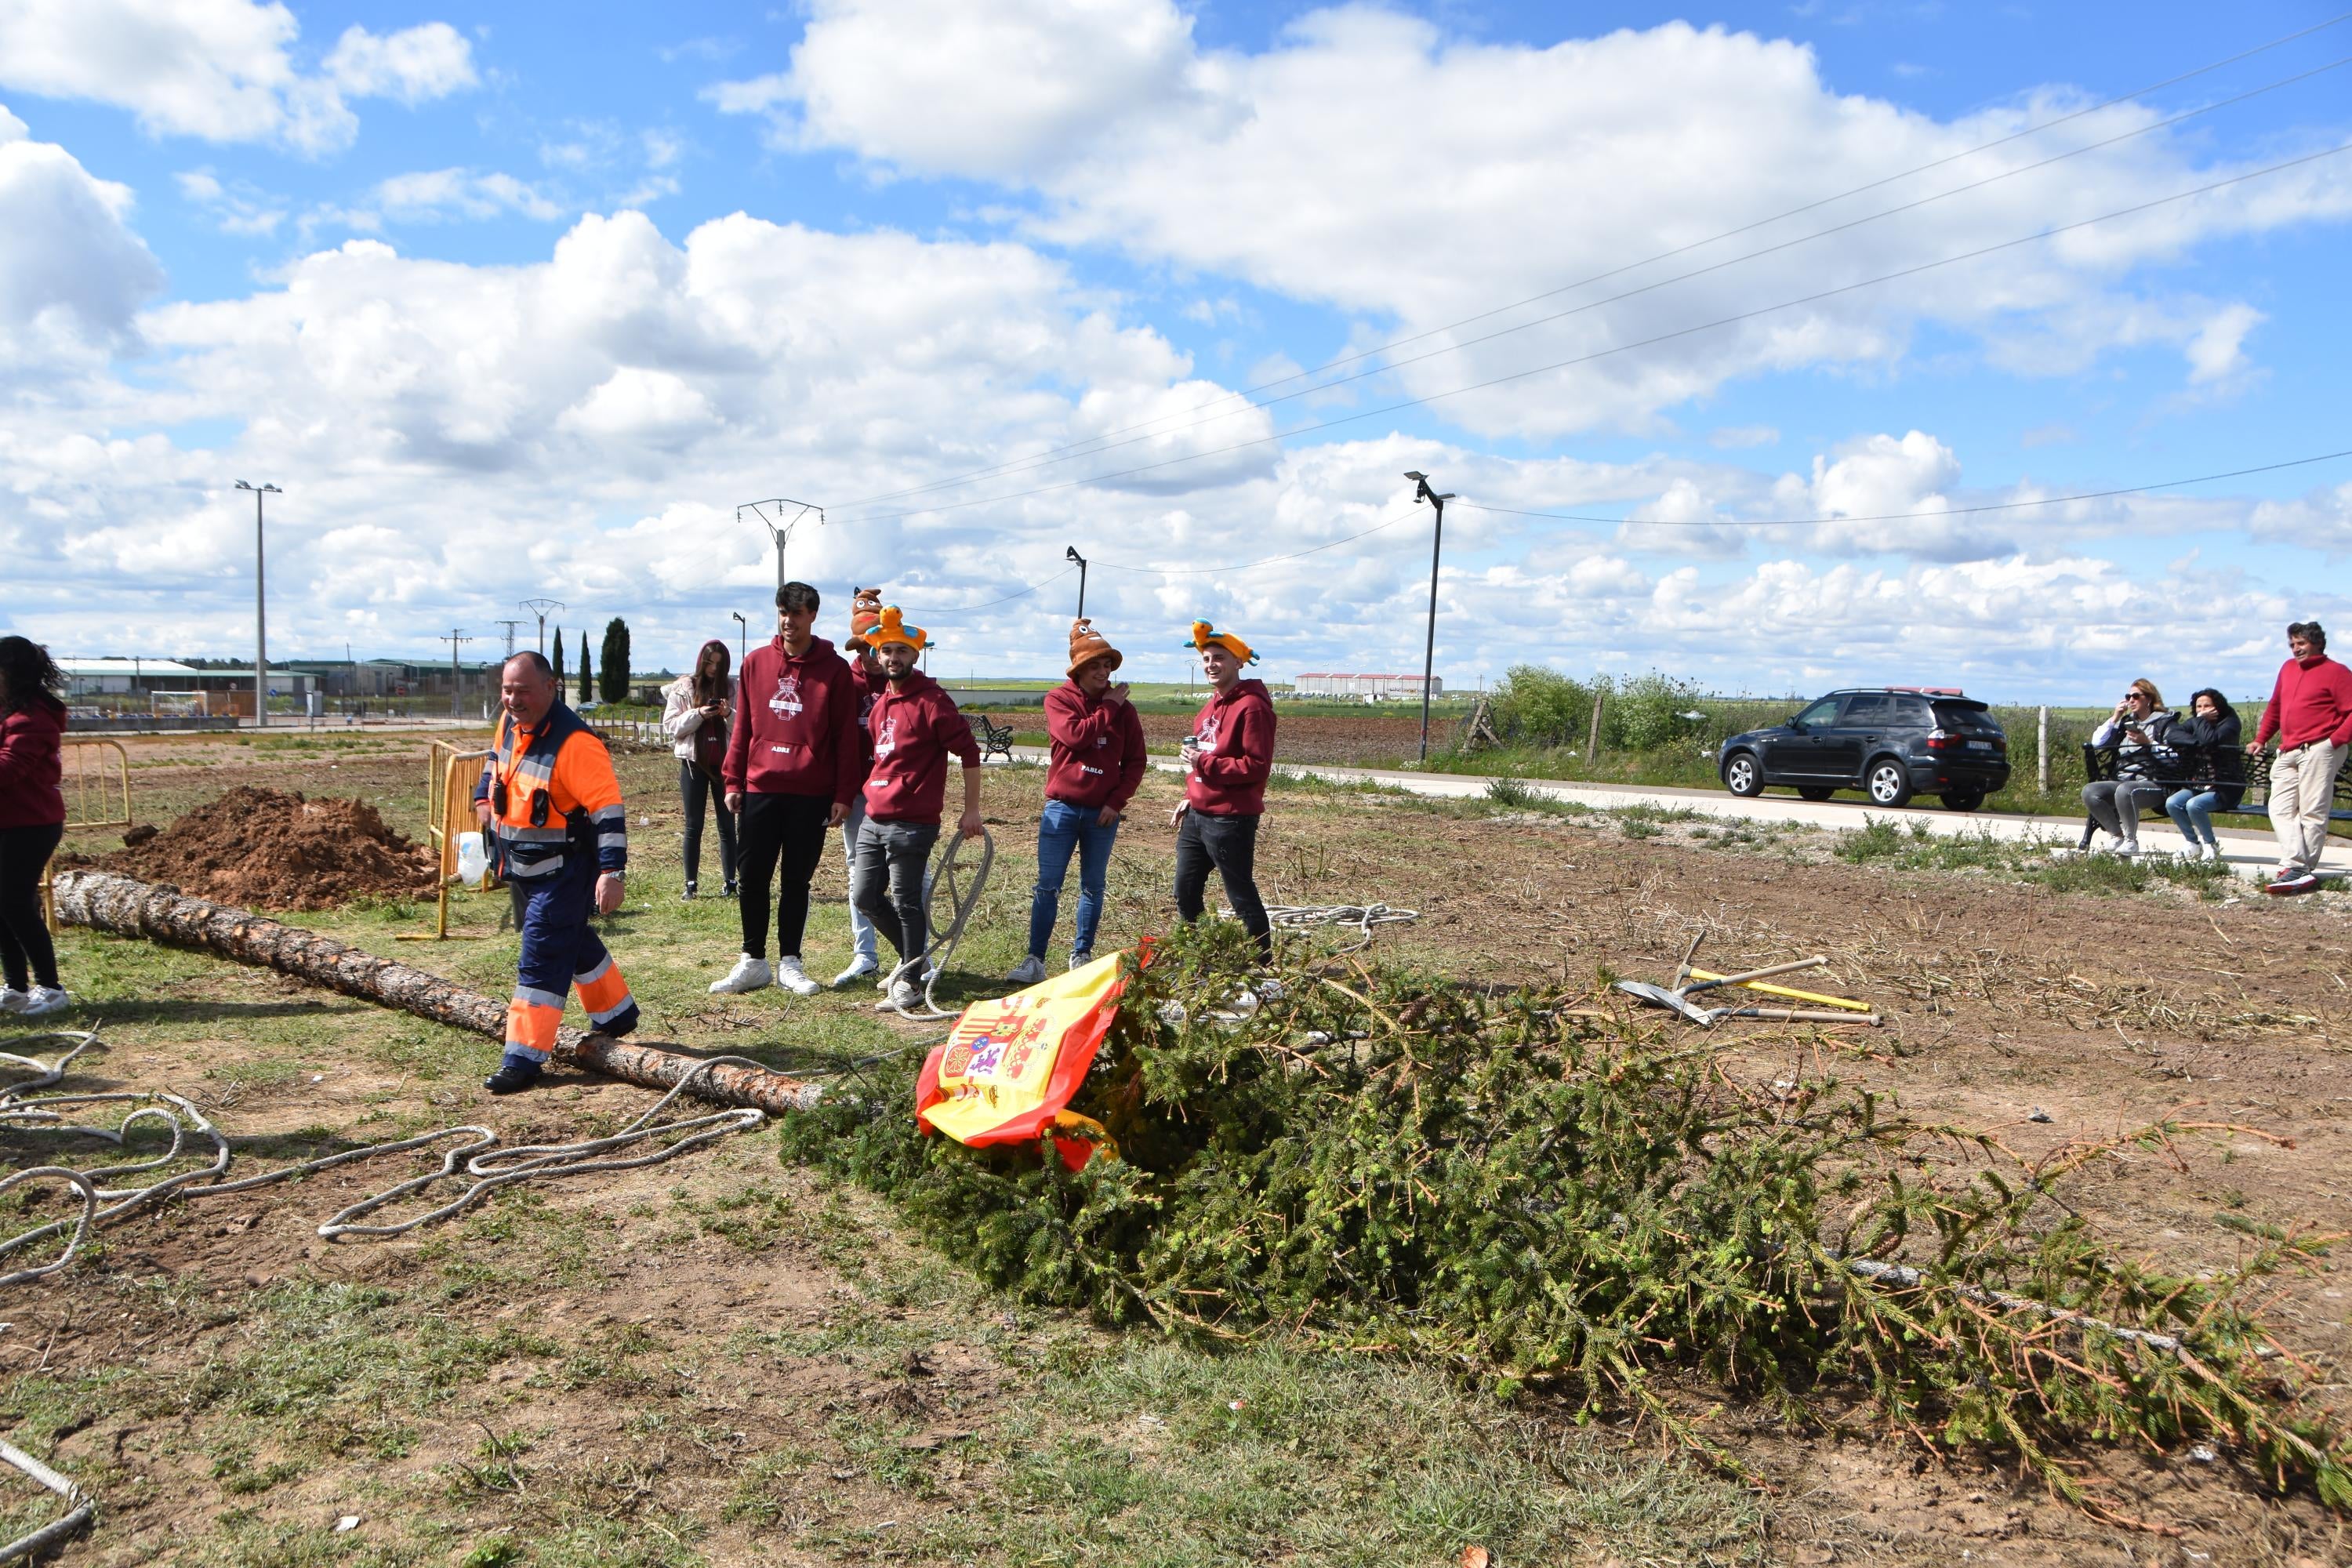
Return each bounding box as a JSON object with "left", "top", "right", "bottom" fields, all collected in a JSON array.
[{"left": 1717, "top": 688, "right": 2009, "bottom": 810}]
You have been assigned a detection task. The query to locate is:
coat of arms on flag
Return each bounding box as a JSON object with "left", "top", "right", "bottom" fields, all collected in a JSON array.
[{"left": 914, "top": 949, "right": 1131, "bottom": 1169}]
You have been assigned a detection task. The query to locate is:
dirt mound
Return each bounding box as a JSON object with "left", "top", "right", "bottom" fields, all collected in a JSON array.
[{"left": 100, "top": 786, "right": 437, "bottom": 910}]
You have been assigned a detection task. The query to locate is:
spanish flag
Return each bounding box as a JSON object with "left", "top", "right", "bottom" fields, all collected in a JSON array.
[{"left": 915, "top": 949, "right": 1130, "bottom": 1169}]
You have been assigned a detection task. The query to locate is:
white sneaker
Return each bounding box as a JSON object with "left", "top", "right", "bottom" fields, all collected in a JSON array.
[
  {"left": 2113, "top": 840, "right": 2140, "bottom": 860},
  {"left": 0, "top": 987, "right": 26, "bottom": 1014},
  {"left": 880, "top": 978, "right": 922, "bottom": 1011},
  {"left": 1004, "top": 955, "right": 1047, "bottom": 985},
  {"left": 2200, "top": 843, "right": 2222, "bottom": 863},
  {"left": 709, "top": 954, "right": 772, "bottom": 994},
  {"left": 832, "top": 954, "right": 879, "bottom": 989},
  {"left": 777, "top": 956, "right": 821, "bottom": 997},
  {"left": 1255, "top": 976, "right": 1287, "bottom": 1002},
  {"left": 19, "top": 986, "right": 70, "bottom": 1018}
]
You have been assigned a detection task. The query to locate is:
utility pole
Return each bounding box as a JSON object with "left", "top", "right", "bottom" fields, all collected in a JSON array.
[
  {"left": 730, "top": 611, "right": 747, "bottom": 666},
  {"left": 440, "top": 630, "right": 472, "bottom": 720},
  {"left": 234, "top": 480, "right": 280, "bottom": 727},
  {"left": 738, "top": 498, "right": 823, "bottom": 590},
  {"left": 1403, "top": 470, "right": 1457, "bottom": 764},
  {"left": 1065, "top": 545, "right": 1090, "bottom": 619},
  {"left": 494, "top": 619, "right": 527, "bottom": 659},
  {"left": 519, "top": 598, "right": 564, "bottom": 657}
]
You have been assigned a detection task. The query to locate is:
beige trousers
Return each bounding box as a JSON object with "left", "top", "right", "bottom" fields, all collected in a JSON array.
[{"left": 2268, "top": 740, "right": 2347, "bottom": 873}]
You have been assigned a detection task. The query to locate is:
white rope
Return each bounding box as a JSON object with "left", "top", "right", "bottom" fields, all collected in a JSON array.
[
  {"left": 878, "top": 828, "right": 995, "bottom": 1022},
  {"left": 0, "top": 1034, "right": 769, "bottom": 1279},
  {"left": 0, "top": 1439, "right": 93, "bottom": 1563},
  {"left": 1243, "top": 902, "right": 1421, "bottom": 954}
]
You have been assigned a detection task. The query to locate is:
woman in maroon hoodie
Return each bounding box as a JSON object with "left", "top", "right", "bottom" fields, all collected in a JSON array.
[
  {"left": 712, "top": 582, "right": 862, "bottom": 998},
  {"left": 1006, "top": 619, "right": 1147, "bottom": 984},
  {"left": 1171, "top": 621, "right": 1276, "bottom": 961},
  {"left": 0, "top": 637, "right": 70, "bottom": 1017}
]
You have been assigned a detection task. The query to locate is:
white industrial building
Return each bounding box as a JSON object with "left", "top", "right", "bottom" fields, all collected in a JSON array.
[{"left": 1292, "top": 673, "right": 1443, "bottom": 701}]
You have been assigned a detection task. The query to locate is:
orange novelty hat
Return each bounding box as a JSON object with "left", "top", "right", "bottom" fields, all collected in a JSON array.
[
  {"left": 871, "top": 604, "right": 931, "bottom": 655},
  {"left": 1183, "top": 620, "right": 1255, "bottom": 665}
]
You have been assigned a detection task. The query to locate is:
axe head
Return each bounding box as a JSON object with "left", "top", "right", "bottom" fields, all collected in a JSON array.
[{"left": 1613, "top": 978, "right": 1716, "bottom": 1025}]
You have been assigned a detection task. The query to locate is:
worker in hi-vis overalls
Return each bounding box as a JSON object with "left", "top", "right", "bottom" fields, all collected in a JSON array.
[{"left": 472, "top": 651, "right": 638, "bottom": 1094}]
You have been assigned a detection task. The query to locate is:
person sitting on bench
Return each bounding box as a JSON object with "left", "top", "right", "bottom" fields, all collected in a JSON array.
[
  {"left": 2079, "top": 678, "right": 2179, "bottom": 859},
  {"left": 2161, "top": 689, "right": 2243, "bottom": 862}
]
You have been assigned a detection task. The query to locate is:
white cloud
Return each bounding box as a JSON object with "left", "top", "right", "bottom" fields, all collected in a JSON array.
[
  {"left": 2249, "top": 483, "right": 2352, "bottom": 557},
  {"left": 175, "top": 165, "right": 285, "bottom": 234},
  {"left": 322, "top": 22, "right": 477, "bottom": 105},
  {"left": 372, "top": 169, "right": 563, "bottom": 223},
  {"left": 1708, "top": 425, "right": 1778, "bottom": 450},
  {"left": 740, "top": 7, "right": 2352, "bottom": 441},
  {"left": 706, "top": 0, "right": 1209, "bottom": 180},
  {"left": 0, "top": 1, "right": 474, "bottom": 155},
  {"left": 0, "top": 119, "right": 164, "bottom": 367},
  {"left": 2185, "top": 301, "right": 2263, "bottom": 386}
]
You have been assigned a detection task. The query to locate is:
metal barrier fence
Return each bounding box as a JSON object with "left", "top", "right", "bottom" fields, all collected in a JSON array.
[
  {"left": 40, "top": 741, "right": 134, "bottom": 932},
  {"left": 398, "top": 743, "right": 495, "bottom": 942}
]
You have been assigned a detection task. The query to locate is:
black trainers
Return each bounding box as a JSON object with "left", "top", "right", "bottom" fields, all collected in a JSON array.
[{"left": 484, "top": 1055, "right": 543, "bottom": 1094}]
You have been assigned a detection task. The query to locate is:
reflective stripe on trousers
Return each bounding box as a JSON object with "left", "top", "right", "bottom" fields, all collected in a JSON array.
[{"left": 505, "top": 861, "right": 638, "bottom": 1062}]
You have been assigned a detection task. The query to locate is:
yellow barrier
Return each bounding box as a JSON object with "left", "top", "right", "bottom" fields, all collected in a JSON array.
[
  {"left": 41, "top": 739, "right": 134, "bottom": 933},
  {"left": 397, "top": 742, "right": 496, "bottom": 942}
]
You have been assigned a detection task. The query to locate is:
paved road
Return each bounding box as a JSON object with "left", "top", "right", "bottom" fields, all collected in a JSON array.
[{"left": 1007, "top": 746, "right": 2348, "bottom": 884}]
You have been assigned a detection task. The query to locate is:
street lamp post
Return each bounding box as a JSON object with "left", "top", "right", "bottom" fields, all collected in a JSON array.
[
  {"left": 738, "top": 499, "right": 824, "bottom": 590},
  {"left": 1403, "top": 471, "right": 1457, "bottom": 764},
  {"left": 1065, "top": 546, "right": 1089, "bottom": 619},
  {"left": 235, "top": 481, "right": 280, "bottom": 728},
  {"left": 730, "top": 611, "right": 747, "bottom": 666}
]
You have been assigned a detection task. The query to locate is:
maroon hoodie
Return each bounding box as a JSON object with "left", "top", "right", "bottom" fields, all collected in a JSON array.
[
  {"left": 1184, "top": 678, "right": 1276, "bottom": 817},
  {"left": 851, "top": 655, "right": 888, "bottom": 779},
  {"left": 724, "top": 635, "right": 862, "bottom": 804},
  {"left": 1044, "top": 681, "right": 1148, "bottom": 812},
  {"left": 0, "top": 698, "right": 65, "bottom": 829},
  {"left": 864, "top": 669, "right": 982, "bottom": 824}
]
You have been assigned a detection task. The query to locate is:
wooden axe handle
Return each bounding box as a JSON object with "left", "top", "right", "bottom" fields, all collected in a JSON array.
[{"left": 1679, "top": 956, "right": 1827, "bottom": 996}]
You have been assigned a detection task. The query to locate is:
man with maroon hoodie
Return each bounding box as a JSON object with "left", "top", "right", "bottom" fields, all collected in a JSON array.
[
  {"left": 0, "top": 637, "right": 71, "bottom": 1018},
  {"left": 2248, "top": 619, "right": 2352, "bottom": 895},
  {"left": 856, "top": 607, "right": 982, "bottom": 1011},
  {"left": 1171, "top": 620, "right": 1277, "bottom": 961},
  {"left": 714, "top": 582, "right": 862, "bottom": 996},
  {"left": 1006, "top": 619, "right": 1148, "bottom": 984}
]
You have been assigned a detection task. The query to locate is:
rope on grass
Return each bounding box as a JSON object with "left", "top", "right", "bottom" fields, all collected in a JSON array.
[
  {"left": 878, "top": 828, "right": 995, "bottom": 1022},
  {"left": 0, "top": 1439, "right": 93, "bottom": 1563},
  {"left": 0, "top": 1033, "right": 768, "bottom": 1281},
  {"left": 1246, "top": 903, "right": 1421, "bottom": 953}
]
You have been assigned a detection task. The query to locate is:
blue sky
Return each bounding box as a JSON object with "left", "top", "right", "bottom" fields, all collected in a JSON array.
[{"left": 2, "top": 0, "right": 2349, "bottom": 701}]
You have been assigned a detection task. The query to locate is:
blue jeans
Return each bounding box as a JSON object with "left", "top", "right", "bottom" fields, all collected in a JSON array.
[
  {"left": 2165, "top": 787, "right": 2222, "bottom": 848},
  {"left": 1028, "top": 799, "right": 1119, "bottom": 960}
]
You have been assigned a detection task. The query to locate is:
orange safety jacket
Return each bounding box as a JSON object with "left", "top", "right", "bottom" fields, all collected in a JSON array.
[{"left": 472, "top": 700, "right": 628, "bottom": 880}]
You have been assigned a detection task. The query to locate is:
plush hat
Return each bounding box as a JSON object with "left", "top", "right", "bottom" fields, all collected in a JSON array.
[
  {"left": 846, "top": 586, "right": 884, "bottom": 648},
  {"left": 1183, "top": 620, "right": 1255, "bottom": 666},
  {"left": 1067, "top": 618, "right": 1122, "bottom": 677},
  {"left": 870, "top": 604, "right": 931, "bottom": 654}
]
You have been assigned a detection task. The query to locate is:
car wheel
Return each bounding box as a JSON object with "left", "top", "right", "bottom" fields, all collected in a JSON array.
[
  {"left": 1865, "top": 757, "right": 1913, "bottom": 808},
  {"left": 1722, "top": 751, "right": 1764, "bottom": 798},
  {"left": 1796, "top": 786, "right": 1835, "bottom": 801},
  {"left": 1940, "top": 789, "right": 1985, "bottom": 812}
]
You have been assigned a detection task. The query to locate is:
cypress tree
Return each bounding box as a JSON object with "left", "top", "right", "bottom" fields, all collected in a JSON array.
[
  {"left": 550, "top": 628, "right": 566, "bottom": 688},
  {"left": 579, "top": 631, "right": 593, "bottom": 703},
  {"left": 599, "top": 617, "right": 631, "bottom": 705}
]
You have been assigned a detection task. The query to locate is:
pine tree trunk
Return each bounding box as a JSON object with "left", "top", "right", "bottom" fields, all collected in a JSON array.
[{"left": 50, "top": 871, "right": 822, "bottom": 1115}]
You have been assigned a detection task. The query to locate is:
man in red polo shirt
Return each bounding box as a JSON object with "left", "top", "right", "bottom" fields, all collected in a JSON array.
[
  {"left": 857, "top": 607, "right": 982, "bottom": 1011},
  {"left": 2249, "top": 619, "right": 2352, "bottom": 895}
]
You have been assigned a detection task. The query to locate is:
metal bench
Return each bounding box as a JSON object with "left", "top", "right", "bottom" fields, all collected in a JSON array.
[
  {"left": 967, "top": 713, "right": 1015, "bottom": 764},
  {"left": 2080, "top": 742, "right": 2352, "bottom": 822}
]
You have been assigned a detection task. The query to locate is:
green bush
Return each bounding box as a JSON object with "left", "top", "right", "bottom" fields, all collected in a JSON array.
[
  {"left": 1490, "top": 665, "right": 1592, "bottom": 749},
  {"left": 1605, "top": 670, "right": 1702, "bottom": 753}
]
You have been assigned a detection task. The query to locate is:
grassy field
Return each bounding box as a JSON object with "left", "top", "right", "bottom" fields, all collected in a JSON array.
[{"left": 11, "top": 729, "right": 2352, "bottom": 1565}]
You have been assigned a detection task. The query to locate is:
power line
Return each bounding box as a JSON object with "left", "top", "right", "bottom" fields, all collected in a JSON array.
[
  {"left": 831, "top": 140, "right": 2352, "bottom": 526},
  {"left": 1092, "top": 507, "right": 1426, "bottom": 577},
  {"left": 1454, "top": 447, "right": 2352, "bottom": 530},
  {"left": 848, "top": 53, "right": 2350, "bottom": 512},
  {"left": 832, "top": 13, "right": 2352, "bottom": 511},
  {"left": 898, "top": 564, "right": 1079, "bottom": 618}
]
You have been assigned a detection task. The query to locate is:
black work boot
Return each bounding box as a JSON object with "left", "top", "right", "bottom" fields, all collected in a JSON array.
[{"left": 484, "top": 1054, "right": 543, "bottom": 1094}]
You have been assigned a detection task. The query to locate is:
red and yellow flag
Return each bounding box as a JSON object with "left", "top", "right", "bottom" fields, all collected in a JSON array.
[{"left": 915, "top": 949, "right": 1130, "bottom": 1169}]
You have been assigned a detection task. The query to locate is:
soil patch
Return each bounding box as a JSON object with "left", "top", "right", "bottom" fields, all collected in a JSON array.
[{"left": 85, "top": 785, "right": 437, "bottom": 910}]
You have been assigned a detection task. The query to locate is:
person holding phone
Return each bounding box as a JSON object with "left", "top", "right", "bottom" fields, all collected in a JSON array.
[
  {"left": 2079, "top": 677, "right": 2179, "bottom": 859},
  {"left": 661, "top": 639, "right": 737, "bottom": 898}
]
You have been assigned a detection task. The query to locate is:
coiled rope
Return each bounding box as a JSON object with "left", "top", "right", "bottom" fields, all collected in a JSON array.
[
  {"left": 1247, "top": 902, "right": 1421, "bottom": 954},
  {"left": 0, "top": 1439, "right": 92, "bottom": 1563},
  {"left": 0, "top": 1033, "right": 769, "bottom": 1283},
  {"left": 877, "top": 827, "right": 995, "bottom": 1022}
]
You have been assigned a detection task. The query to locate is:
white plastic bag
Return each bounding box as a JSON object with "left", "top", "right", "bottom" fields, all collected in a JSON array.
[{"left": 456, "top": 831, "right": 488, "bottom": 889}]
